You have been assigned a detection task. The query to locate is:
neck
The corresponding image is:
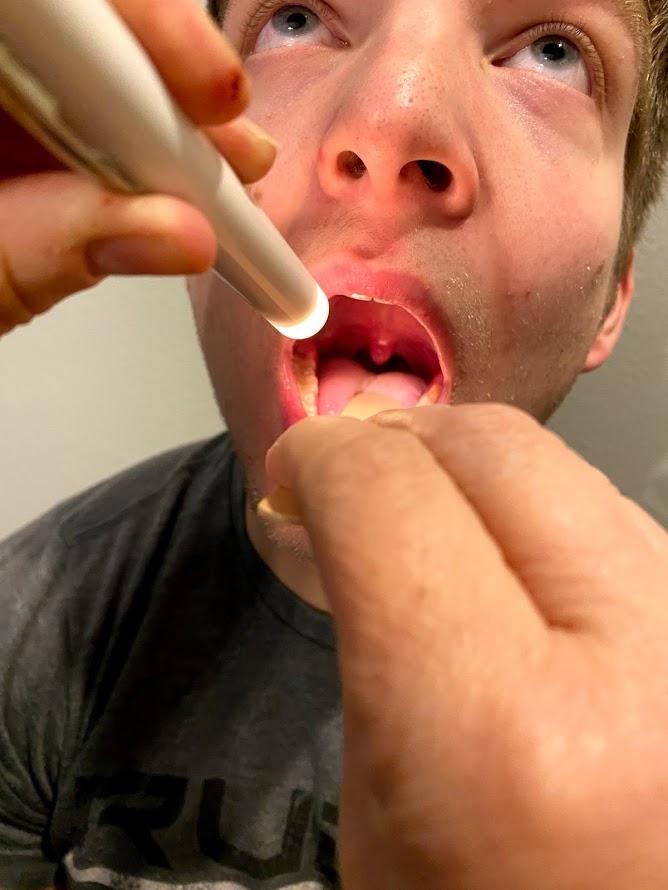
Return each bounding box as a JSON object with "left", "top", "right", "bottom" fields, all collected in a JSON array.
[{"left": 245, "top": 500, "right": 331, "bottom": 614}]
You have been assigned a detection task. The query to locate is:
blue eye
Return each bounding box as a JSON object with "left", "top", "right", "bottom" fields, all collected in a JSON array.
[
  {"left": 532, "top": 37, "right": 580, "bottom": 67},
  {"left": 500, "top": 31, "right": 591, "bottom": 94},
  {"left": 253, "top": 3, "right": 338, "bottom": 53},
  {"left": 272, "top": 6, "right": 319, "bottom": 35}
]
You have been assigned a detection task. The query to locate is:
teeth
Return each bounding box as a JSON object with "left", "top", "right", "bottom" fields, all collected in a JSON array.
[
  {"left": 294, "top": 294, "right": 447, "bottom": 416},
  {"left": 350, "top": 293, "right": 374, "bottom": 302},
  {"left": 293, "top": 350, "right": 318, "bottom": 416},
  {"left": 417, "top": 374, "right": 444, "bottom": 408}
]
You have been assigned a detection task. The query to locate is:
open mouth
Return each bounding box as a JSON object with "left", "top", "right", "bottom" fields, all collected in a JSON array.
[{"left": 288, "top": 293, "right": 451, "bottom": 418}]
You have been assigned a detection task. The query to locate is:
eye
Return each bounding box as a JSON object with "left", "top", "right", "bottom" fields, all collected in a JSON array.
[
  {"left": 500, "top": 28, "right": 592, "bottom": 95},
  {"left": 253, "top": 3, "right": 338, "bottom": 53}
]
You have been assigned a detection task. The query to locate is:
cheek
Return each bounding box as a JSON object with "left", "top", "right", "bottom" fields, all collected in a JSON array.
[
  {"left": 243, "top": 61, "right": 326, "bottom": 233},
  {"left": 493, "top": 202, "right": 616, "bottom": 368},
  {"left": 484, "top": 80, "right": 625, "bottom": 285},
  {"left": 458, "top": 136, "right": 624, "bottom": 409},
  {"left": 491, "top": 145, "right": 623, "bottom": 315},
  {"left": 246, "top": 150, "right": 309, "bottom": 236},
  {"left": 188, "top": 276, "right": 287, "bottom": 463}
]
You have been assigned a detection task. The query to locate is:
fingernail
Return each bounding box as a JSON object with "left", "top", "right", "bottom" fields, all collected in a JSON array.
[
  {"left": 258, "top": 487, "right": 303, "bottom": 526},
  {"left": 87, "top": 236, "right": 190, "bottom": 276},
  {"left": 264, "top": 436, "right": 288, "bottom": 492},
  {"left": 265, "top": 440, "right": 280, "bottom": 466},
  {"left": 242, "top": 118, "right": 280, "bottom": 152}
]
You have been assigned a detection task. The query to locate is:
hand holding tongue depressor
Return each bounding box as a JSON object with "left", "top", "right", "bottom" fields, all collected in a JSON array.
[{"left": 258, "top": 392, "right": 402, "bottom": 525}]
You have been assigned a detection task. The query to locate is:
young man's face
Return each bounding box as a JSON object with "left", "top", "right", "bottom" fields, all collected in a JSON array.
[{"left": 189, "top": 0, "right": 642, "bottom": 508}]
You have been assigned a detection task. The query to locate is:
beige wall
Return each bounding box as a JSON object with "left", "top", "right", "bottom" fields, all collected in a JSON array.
[
  {"left": 548, "top": 196, "right": 668, "bottom": 526},
  {"left": 0, "top": 277, "right": 223, "bottom": 539},
  {"left": 1, "top": 194, "right": 666, "bottom": 539}
]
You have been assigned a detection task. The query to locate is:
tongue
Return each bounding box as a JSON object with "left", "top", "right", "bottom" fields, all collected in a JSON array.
[{"left": 317, "top": 357, "right": 428, "bottom": 416}]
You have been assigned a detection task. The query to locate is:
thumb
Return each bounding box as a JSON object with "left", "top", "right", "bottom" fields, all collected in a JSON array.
[
  {"left": 266, "top": 412, "right": 547, "bottom": 883},
  {"left": 266, "top": 413, "right": 544, "bottom": 716},
  {"left": 0, "top": 172, "right": 216, "bottom": 334}
]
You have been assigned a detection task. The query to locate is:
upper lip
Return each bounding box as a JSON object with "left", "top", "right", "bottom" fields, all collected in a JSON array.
[{"left": 302, "top": 259, "right": 455, "bottom": 384}]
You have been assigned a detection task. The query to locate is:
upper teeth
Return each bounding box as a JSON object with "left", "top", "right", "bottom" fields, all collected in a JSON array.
[{"left": 350, "top": 292, "right": 398, "bottom": 306}]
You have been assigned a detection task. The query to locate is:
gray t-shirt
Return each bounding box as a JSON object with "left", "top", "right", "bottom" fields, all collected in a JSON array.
[{"left": 0, "top": 435, "right": 342, "bottom": 889}]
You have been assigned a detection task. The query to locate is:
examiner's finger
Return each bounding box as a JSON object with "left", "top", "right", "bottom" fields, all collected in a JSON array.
[
  {"left": 0, "top": 172, "right": 216, "bottom": 335},
  {"left": 372, "top": 404, "right": 668, "bottom": 627},
  {"left": 206, "top": 119, "right": 279, "bottom": 184},
  {"left": 110, "top": 0, "right": 251, "bottom": 125},
  {"left": 266, "top": 416, "right": 545, "bottom": 669}
]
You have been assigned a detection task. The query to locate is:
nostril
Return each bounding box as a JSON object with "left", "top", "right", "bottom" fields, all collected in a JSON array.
[
  {"left": 417, "top": 160, "right": 452, "bottom": 192},
  {"left": 338, "top": 151, "right": 367, "bottom": 180}
]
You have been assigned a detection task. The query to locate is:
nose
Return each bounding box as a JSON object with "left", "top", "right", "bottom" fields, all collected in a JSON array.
[{"left": 317, "top": 25, "right": 480, "bottom": 222}]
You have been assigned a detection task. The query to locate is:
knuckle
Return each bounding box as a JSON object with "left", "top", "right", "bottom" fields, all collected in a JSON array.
[
  {"left": 0, "top": 242, "right": 100, "bottom": 336},
  {"left": 0, "top": 173, "right": 107, "bottom": 335},
  {"left": 381, "top": 403, "right": 539, "bottom": 445},
  {"left": 445, "top": 403, "right": 543, "bottom": 457},
  {"left": 380, "top": 404, "right": 541, "bottom": 461},
  {"left": 457, "top": 402, "right": 539, "bottom": 436}
]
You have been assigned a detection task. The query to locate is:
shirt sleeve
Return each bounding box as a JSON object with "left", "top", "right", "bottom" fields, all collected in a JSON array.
[{"left": 0, "top": 517, "right": 73, "bottom": 889}]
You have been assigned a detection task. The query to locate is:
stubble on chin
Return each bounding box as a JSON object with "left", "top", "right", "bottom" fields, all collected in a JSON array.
[{"left": 244, "top": 486, "right": 316, "bottom": 564}]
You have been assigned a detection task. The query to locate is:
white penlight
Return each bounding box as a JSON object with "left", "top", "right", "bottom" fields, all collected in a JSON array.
[
  {"left": 0, "top": 0, "right": 331, "bottom": 341},
  {"left": 271, "top": 286, "right": 330, "bottom": 341}
]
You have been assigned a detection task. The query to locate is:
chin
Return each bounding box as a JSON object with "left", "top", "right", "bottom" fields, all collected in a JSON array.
[
  {"left": 260, "top": 512, "right": 315, "bottom": 563},
  {"left": 244, "top": 487, "right": 316, "bottom": 565}
]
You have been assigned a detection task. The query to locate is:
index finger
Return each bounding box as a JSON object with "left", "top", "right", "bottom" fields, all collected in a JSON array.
[
  {"left": 111, "top": 0, "right": 250, "bottom": 125},
  {"left": 373, "top": 405, "right": 668, "bottom": 631}
]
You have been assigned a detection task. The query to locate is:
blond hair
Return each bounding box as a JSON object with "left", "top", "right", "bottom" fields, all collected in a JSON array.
[
  {"left": 620, "top": 0, "right": 668, "bottom": 269},
  {"left": 209, "top": 0, "right": 668, "bottom": 271}
]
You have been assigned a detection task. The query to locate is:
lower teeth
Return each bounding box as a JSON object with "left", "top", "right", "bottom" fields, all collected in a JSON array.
[
  {"left": 294, "top": 354, "right": 444, "bottom": 417},
  {"left": 293, "top": 352, "right": 318, "bottom": 416},
  {"left": 416, "top": 375, "right": 444, "bottom": 408}
]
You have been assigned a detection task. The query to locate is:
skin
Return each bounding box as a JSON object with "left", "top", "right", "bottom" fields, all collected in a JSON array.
[
  {"left": 0, "top": 0, "right": 276, "bottom": 333},
  {"left": 268, "top": 405, "right": 668, "bottom": 888},
  {"left": 3, "top": 0, "right": 668, "bottom": 885},
  {"left": 189, "top": 0, "right": 639, "bottom": 608}
]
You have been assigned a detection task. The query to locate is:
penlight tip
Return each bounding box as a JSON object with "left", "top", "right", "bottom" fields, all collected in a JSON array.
[{"left": 271, "top": 285, "right": 330, "bottom": 340}]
